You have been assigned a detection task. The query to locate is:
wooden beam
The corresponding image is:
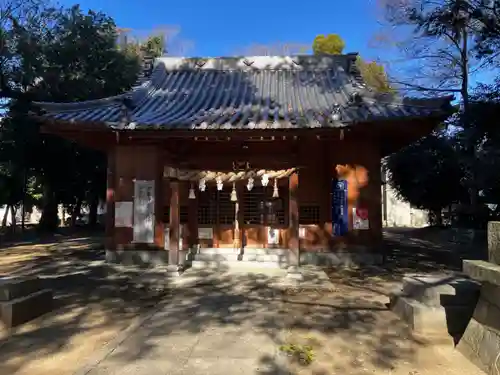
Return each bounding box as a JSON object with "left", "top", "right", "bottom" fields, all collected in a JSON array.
[
  {"left": 288, "top": 171, "right": 299, "bottom": 266},
  {"left": 105, "top": 150, "right": 116, "bottom": 250},
  {"left": 154, "top": 149, "right": 165, "bottom": 249}
]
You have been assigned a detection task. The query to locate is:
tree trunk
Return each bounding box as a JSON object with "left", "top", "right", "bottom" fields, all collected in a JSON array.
[
  {"left": 429, "top": 209, "right": 443, "bottom": 226},
  {"left": 39, "top": 183, "right": 59, "bottom": 232},
  {"left": 2, "top": 205, "right": 9, "bottom": 227},
  {"left": 460, "top": 23, "right": 479, "bottom": 228},
  {"left": 9, "top": 205, "right": 17, "bottom": 232},
  {"left": 71, "top": 199, "right": 82, "bottom": 227},
  {"left": 88, "top": 194, "right": 99, "bottom": 227},
  {"left": 434, "top": 209, "right": 443, "bottom": 227}
]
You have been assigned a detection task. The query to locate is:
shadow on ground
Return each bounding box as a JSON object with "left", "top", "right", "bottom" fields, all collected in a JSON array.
[
  {"left": 0, "top": 227, "right": 486, "bottom": 374},
  {"left": 83, "top": 269, "right": 422, "bottom": 375},
  {"left": 324, "top": 227, "right": 488, "bottom": 296}
]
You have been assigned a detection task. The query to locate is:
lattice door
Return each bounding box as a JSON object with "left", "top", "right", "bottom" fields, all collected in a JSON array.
[
  {"left": 243, "top": 187, "right": 266, "bottom": 225},
  {"left": 218, "top": 188, "right": 234, "bottom": 225}
]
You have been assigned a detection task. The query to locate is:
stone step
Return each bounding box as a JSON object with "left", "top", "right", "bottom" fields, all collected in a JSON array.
[
  {"left": 194, "top": 253, "right": 287, "bottom": 263},
  {"left": 396, "top": 275, "right": 480, "bottom": 307},
  {"left": 191, "top": 260, "right": 288, "bottom": 270},
  {"left": 197, "top": 248, "right": 290, "bottom": 256},
  {"left": 0, "top": 289, "right": 53, "bottom": 328},
  {"left": 0, "top": 276, "right": 44, "bottom": 301}
]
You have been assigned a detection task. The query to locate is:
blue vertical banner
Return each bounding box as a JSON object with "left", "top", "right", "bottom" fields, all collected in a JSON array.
[{"left": 332, "top": 179, "right": 348, "bottom": 236}]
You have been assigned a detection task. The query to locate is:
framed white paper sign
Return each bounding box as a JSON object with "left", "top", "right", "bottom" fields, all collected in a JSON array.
[
  {"left": 198, "top": 227, "right": 213, "bottom": 240},
  {"left": 267, "top": 227, "right": 280, "bottom": 245},
  {"left": 133, "top": 180, "right": 155, "bottom": 243}
]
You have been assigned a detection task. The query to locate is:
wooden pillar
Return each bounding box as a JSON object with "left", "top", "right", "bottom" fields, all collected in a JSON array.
[
  {"left": 154, "top": 153, "right": 164, "bottom": 249},
  {"left": 288, "top": 171, "right": 300, "bottom": 266},
  {"left": 168, "top": 180, "right": 180, "bottom": 266},
  {"left": 214, "top": 188, "right": 220, "bottom": 248},
  {"left": 105, "top": 149, "right": 116, "bottom": 250},
  {"left": 188, "top": 187, "right": 198, "bottom": 248},
  {"left": 236, "top": 183, "right": 244, "bottom": 252}
]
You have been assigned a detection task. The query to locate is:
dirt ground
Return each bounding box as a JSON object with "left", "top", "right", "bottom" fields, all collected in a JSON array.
[
  {"left": 275, "top": 226, "right": 488, "bottom": 375},
  {"left": 278, "top": 283, "right": 485, "bottom": 375},
  {"left": 0, "top": 232, "right": 167, "bottom": 375}
]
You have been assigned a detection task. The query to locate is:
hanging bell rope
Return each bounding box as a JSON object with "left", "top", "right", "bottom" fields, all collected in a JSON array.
[
  {"left": 272, "top": 178, "right": 279, "bottom": 198},
  {"left": 230, "top": 182, "right": 238, "bottom": 202}
]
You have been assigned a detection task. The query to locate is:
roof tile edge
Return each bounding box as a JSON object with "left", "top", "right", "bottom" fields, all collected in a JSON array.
[{"left": 154, "top": 54, "right": 357, "bottom": 71}]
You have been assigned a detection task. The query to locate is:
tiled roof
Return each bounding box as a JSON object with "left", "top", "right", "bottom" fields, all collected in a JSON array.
[{"left": 34, "top": 55, "right": 453, "bottom": 130}]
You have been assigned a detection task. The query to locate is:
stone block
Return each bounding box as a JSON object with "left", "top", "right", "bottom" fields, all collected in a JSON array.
[
  {"left": 390, "top": 294, "right": 475, "bottom": 338},
  {"left": 286, "top": 266, "right": 304, "bottom": 281},
  {"left": 390, "top": 296, "right": 448, "bottom": 334},
  {"left": 481, "top": 282, "right": 500, "bottom": 308},
  {"left": 463, "top": 260, "right": 500, "bottom": 286},
  {"left": 458, "top": 317, "right": 500, "bottom": 375},
  {"left": 487, "top": 221, "right": 500, "bottom": 265},
  {"left": 0, "top": 276, "right": 43, "bottom": 301},
  {"left": 472, "top": 286, "right": 500, "bottom": 332},
  {"left": 399, "top": 275, "right": 480, "bottom": 307},
  {"left": 0, "top": 289, "right": 53, "bottom": 328}
]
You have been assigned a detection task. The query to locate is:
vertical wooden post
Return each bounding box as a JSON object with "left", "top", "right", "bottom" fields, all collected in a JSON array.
[
  {"left": 288, "top": 171, "right": 300, "bottom": 267},
  {"left": 168, "top": 180, "right": 180, "bottom": 269},
  {"left": 154, "top": 152, "right": 164, "bottom": 250},
  {"left": 105, "top": 149, "right": 116, "bottom": 250},
  {"left": 236, "top": 183, "right": 244, "bottom": 253}
]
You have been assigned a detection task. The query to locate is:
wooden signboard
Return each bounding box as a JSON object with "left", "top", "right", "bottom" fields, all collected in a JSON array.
[
  {"left": 332, "top": 179, "right": 348, "bottom": 236},
  {"left": 133, "top": 180, "right": 155, "bottom": 243}
]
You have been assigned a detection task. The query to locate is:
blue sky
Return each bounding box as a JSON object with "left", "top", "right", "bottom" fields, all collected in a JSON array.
[
  {"left": 59, "top": 0, "right": 496, "bottom": 87},
  {"left": 61, "top": 0, "right": 384, "bottom": 59}
]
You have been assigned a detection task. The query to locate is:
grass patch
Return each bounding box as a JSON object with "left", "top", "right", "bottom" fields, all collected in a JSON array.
[{"left": 279, "top": 342, "right": 315, "bottom": 366}]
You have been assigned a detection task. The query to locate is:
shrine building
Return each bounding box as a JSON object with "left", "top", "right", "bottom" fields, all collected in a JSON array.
[{"left": 34, "top": 54, "right": 453, "bottom": 272}]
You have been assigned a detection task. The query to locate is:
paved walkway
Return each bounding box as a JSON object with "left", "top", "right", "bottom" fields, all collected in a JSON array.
[
  {"left": 72, "top": 268, "right": 486, "bottom": 375},
  {"left": 78, "top": 270, "right": 290, "bottom": 375}
]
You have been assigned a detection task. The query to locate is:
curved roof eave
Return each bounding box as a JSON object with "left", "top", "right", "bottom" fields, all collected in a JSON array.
[{"left": 33, "top": 55, "right": 455, "bottom": 131}]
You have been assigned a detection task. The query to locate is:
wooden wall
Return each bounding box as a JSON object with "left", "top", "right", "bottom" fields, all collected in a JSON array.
[{"left": 106, "top": 136, "right": 382, "bottom": 252}]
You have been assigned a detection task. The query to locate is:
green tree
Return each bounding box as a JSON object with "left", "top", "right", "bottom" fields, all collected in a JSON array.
[
  {"left": 312, "top": 33, "right": 393, "bottom": 93},
  {"left": 1, "top": 4, "right": 141, "bottom": 231},
  {"left": 355, "top": 57, "right": 393, "bottom": 93},
  {"left": 312, "top": 34, "right": 345, "bottom": 55},
  {"left": 385, "top": 132, "right": 465, "bottom": 224},
  {"left": 376, "top": 0, "right": 500, "bottom": 225}
]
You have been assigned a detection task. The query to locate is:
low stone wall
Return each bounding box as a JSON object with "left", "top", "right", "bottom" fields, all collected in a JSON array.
[
  {"left": 389, "top": 275, "right": 480, "bottom": 345},
  {"left": 0, "top": 276, "right": 53, "bottom": 328},
  {"left": 457, "top": 221, "right": 500, "bottom": 375}
]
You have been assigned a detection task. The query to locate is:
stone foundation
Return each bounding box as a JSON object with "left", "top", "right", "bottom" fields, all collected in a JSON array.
[
  {"left": 105, "top": 249, "right": 191, "bottom": 268},
  {"left": 106, "top": 247, "right": 383, "bottom": 269},
  {"left": 457, "top": 261, "right": 500, "bottom": 375},
  {"left": 389, "top": 275, "right": 480, "bottom": 345},
  {"left": 457, "top": 221, "right": 500, "bottom": 375},
  {"left": 488, "top": 221, "right": 500, "bottom": 265},
  {"left": 0, "top": 276, "right": 53, "bottom": 328}
]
